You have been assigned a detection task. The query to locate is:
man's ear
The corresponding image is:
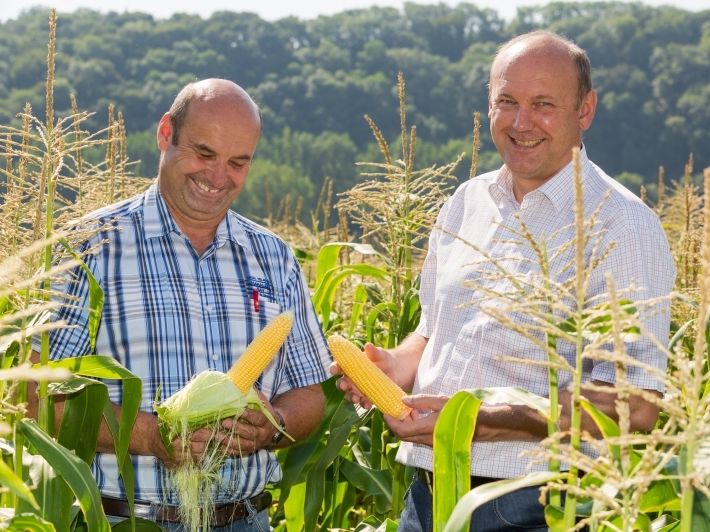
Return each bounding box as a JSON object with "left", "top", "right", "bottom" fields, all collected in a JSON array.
[
  {"left": 157, "top": 114, "right": 172, "bottom": 149},
  {"left": 579, "top": 89, "right": 597, "bottom": 132}
]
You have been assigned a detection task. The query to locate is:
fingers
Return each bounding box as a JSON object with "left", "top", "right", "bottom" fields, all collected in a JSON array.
[
  {"left": 363, "top": 342, "right": 385, "bottom": 363},
  {"left": 163, "top": 408, "right": 276, "bottom": 465},
  {"left": 335, "top": 374, "right": 373, "bottom": 410},
  {"left": 329, "top": 361, "right": 342, "bottom": 377},
  {"left": 331, "top": 343, "right": 391, "bottom": 410},
  {"left": 384, "top": 409, "right": 440, "bottom": 447},
  {"left": 402, "top": 394, "right": 448, "bottom": 412}
]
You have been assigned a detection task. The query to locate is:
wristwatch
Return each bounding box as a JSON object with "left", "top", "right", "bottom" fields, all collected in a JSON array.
[{"left": 270, "top": 411, "right": 287, "bottom": 448}]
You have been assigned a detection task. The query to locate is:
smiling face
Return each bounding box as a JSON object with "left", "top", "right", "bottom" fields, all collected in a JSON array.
[
  {"left": 156, "top": 81, "right": 260, "bottom": 243},
  {"left": 488, "top": 36, "right": 596, "bottom": 199}
]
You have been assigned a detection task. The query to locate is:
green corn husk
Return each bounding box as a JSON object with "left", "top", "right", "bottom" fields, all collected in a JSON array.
[
  {"left": 153, "top": 370, "right": 290, "bottom": 532},
  {"left": 155, "top": 370, "right": 258, "bottom": 449}
]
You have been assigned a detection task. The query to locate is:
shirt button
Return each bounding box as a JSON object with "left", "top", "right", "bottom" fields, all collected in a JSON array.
[{"left": 212, "top": 354, "right": 219, "bottom": 361}]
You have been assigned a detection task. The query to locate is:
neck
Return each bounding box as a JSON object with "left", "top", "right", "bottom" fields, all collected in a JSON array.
[
  {"left": 511, "top": 179, "right": 540, "bottom": 203},
  {"left": 168, "top": 209, "right": 223, "bottom": 256}
]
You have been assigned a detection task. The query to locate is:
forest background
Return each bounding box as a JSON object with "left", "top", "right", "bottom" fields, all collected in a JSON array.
[{"left": 2, "top": 1, "right": 709, "bottom": 221}]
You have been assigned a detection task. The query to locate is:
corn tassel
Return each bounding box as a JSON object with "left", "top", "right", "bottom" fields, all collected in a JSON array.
[
  {"left": 328, "top": 334, "right": 412, "bottom": 420},
  {"left": 227, "top": 311, "right": 294, "bottom": 394}
]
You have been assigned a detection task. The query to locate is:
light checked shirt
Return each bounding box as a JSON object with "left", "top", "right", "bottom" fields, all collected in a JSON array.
[
  {"left": 42, "top": 181, "right": 332, "bottom": 504},
  {"left": 397, "top": 148, "right": 675, "bottom": 479}
]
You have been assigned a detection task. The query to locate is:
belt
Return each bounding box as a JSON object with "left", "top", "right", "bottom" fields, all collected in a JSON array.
[
  {"left": 416, "top": 468, "right": 501, "bottom": 491},
  {"left": 101, "top": 491, "right": 272, "bottom": 527}
]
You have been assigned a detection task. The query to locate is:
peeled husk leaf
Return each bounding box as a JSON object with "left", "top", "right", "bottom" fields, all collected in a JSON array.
[
  {"left": 154, "top": 370, "right": 260, "bottom": 448},
  {"left": 154, "top": 370, "right": 288, "bottom": 532}
]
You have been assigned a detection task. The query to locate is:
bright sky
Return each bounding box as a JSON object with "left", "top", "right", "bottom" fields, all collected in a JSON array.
[{"left": 4, "top": 0, "right": 708, "bottom": 23}]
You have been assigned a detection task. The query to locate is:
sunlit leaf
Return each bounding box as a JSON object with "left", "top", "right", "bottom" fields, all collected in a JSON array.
[
  {"left": 18, "top": 420, "right": 110, "bottom": 531},
  {"left": 444, "top": 472, "right": 562, "bottom": 532},
  {"left": 0, "top": 455, "right": 39, "bottom": 509}
]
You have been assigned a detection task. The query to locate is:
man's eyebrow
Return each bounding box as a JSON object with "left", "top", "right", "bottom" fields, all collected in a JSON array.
[
  {"left": 193, "top": 142, "right": 215, "bottom": 154},
  {"left": 193, "top": 142, "right": 251, "bottom": 160}
]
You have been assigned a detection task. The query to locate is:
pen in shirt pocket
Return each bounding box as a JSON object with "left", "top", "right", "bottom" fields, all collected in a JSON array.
[{"left": 252, "top": 287, "right": 260, "bottom": 313}]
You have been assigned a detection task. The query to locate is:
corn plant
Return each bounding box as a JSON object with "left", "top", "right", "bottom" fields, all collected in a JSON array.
[
  {"left": 273, "top": 73, "right": 461, "bottom": 530},
  {"left": 0, "top": 10, "right": 151, "bottom": 531},
  {"left": 432, "top": 160, "right": 710, "bottom": 532}
]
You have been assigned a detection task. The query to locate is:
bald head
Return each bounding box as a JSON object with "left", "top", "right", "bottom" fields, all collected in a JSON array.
[
  {"left": 490, "top": 31, "right": 592, "bottom": 109},
  {"left": 167, "top": 78, "right": 261, "bottom": 145}
]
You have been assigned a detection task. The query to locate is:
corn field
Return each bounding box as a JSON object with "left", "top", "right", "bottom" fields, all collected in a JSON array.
[{"left": 1, "top": 10, "right": 710, "bottom": 532}]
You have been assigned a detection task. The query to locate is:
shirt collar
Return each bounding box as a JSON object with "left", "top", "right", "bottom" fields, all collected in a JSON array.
[
  {"left": 489, "top": 146, "right": 590, "bottom": 213},
  {"left": 142, "top": 181, "right": 245, "bottom": 248}
]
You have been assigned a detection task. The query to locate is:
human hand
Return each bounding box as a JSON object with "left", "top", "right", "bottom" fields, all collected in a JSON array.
[
  {"left": 383, "top": 394, "right": 449, "bottom": 447},
  {"left": 155, "top": 426, "right": 217, "bottom": 469},
  {"left": 215, "top": 392, "right": 280, "bottom": 456},
  {"left": 329, "top": 342, "right": 395, "bottom": 410},
  {"left": 154, "top": 394, "right": 281, "bottom": 466}
]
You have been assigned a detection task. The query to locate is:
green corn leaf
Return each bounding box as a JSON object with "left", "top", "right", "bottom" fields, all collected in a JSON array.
[
  {"left": 5, "top": 513, "right": 56, "bottom": 531},
  {"left": 0, "top": 455, "right": 39, "bottom": 509},
  {"left": 690, "top": 488, "right": 710, "bottom": 532},
  {"left": 557, "top": 299, "right": 639, "bottom": 341},
  {"left": 579, "top": 397, "right": 621, "bottom": 465},
  {"left": 607, "top": 511, "right": 652, "bottom": 532},
  {"left": 58, "top": 238, "right": 104, "bottom": 353},
  {"left": 55, "top": 376, "right": 107, "bottom": 464},
  {"left": 348, "top": 284, "right": 369, "bottom": 338},
  {"left": 639, "top": 479, "right": 682, "bottom": 513},
  {"left": 41, "top": 355, "right": 140, "bottom": 530},
  {"left": 313, "top": 241, "right": 383, "bottom": 295},
  {"left": 106, "top": 517, "right": 162, "bottom": 531},
  {"left": 313, "top": 263, "right": 388, "bottom": 329},
  {"left": 16, "top": 455, "right": 73, "bottom": 530},
  {"left": 339, "top": 458, "right": 393, "bottom": 500},
  {"left": 18, "top": 419, "right": 110, "bottom": 532},
  {"left": 433, "top": 389, "right": 483, "bottom": 532},
  {"left": 42, "top": 355, "right": 141, "bottom": 472},
  {"left": 365, "top": 301, "right": 397, "bottom": 343},
  {"left": 102, "top": 400, "right": 137, "bottom": 532},
  {"left": 444, "top": 472, "right": 563, "bottom": 532},
  {"left": 283, "top": 481, "right": 307, "bottom": 532},
  {"left": 433, "top": 387, "right": 552, "bottom": 532}
]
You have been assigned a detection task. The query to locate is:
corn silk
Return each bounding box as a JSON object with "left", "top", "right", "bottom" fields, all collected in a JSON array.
[{"left": 154, "top": 370, "right": 284, "bottom": 531}]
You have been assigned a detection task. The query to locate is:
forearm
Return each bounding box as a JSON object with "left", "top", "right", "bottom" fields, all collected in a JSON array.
[
  {"left": 558, "top": 381, "right": 661, "bottom": 436},
  {"left": 473, "top": 404, "right": 548, "bottom": 442},
  {"left": 269, "top": 383, "right": 325, "bottom": 447},
  {"left": 388, "top": 332, "right": 428, "bottom": 391},
  {"left": 97, "top": 404, "right": 169, "bottom": 460},
  {"left": 473, "top": 381, "right": 660, "bottom": 442}
]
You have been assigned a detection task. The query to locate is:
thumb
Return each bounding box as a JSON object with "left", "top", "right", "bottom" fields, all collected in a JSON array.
[
  {"left": 362, "top": 342, "right": 384, "bottom": 361},
  {"left": 402, "top": 394, "right": 448, "bottom": 412}
]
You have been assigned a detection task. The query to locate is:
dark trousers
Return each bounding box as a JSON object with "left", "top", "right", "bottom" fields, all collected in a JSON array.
[{"left": 397, "top": 476, "right": 548, "bottom": 532}]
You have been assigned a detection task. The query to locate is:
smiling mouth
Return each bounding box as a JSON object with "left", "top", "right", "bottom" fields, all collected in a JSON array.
[
  {"left": 511, "top": 138, "right": 544, "bottom": 148},
  {"left": 192, "top": 176, "right": 221, "bottom": 194}
]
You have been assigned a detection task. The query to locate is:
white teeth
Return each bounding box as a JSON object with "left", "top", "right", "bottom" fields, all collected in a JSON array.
[
  {"left": 194, "top": 179, "right": 219, "bottom": 194},
  {"left": 514, "top": 139, "right": 542, "bottom": 147}
]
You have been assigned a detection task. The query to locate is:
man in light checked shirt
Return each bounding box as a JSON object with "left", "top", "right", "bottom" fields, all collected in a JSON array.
[
  {"left": 31, "top": 79, "right": 333, "bottom": 530},
  {"left": 333, "top": 31, "right": 675, "bottom": 531}
]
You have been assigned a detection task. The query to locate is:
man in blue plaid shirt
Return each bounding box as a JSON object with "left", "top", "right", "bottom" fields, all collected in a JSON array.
[{"left": 36, "top": 79, "right": 333, "bottom": 530}]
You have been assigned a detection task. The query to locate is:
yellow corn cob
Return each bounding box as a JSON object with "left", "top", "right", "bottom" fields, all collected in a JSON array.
[
  {"left": 227, "top": 311, "right": 294, "bottom": 394},
  {"left": 328, "top": 334, "right": 412, "bottom": 420}
]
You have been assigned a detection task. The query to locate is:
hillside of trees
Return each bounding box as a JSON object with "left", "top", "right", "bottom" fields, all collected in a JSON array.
[{"left": 2, "top": 2, "right": 709, "bottom": 219}]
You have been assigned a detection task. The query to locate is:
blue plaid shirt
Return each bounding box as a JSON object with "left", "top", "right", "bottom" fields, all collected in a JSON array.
[{"left": 43, "top": 182, "right": 332, "bottom": 504}]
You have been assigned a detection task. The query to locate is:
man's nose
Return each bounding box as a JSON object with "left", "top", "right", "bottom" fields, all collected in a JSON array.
[{"left": 512, "top": 107, "right": 533, "bottom": 130}]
